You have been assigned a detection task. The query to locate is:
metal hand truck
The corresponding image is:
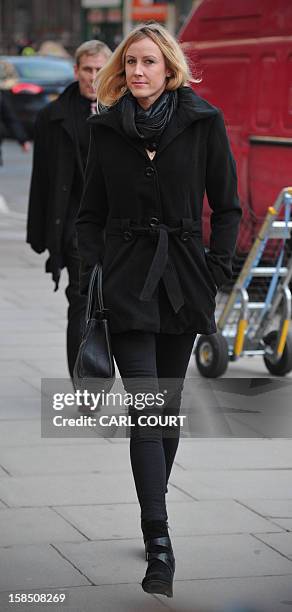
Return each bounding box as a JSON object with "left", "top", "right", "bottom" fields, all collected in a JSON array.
[{"left": 194, "top": 187, "right": 292, "bottom": 377}]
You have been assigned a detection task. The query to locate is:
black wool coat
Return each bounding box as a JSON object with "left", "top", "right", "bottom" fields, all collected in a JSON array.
[
  {"left": 76, "top": 86, "right": 242, "bottom": 335},
  {"left": 26, "top": 82, "right": 85, "bottom": 288}
]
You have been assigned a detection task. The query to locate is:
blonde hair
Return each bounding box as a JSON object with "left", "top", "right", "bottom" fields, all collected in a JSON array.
[
  {"left": 95, "top": 22, "right": 195, "bottom": 108},
  {"left": 75, "top": 40, "right": 112, "bottom": 66}
]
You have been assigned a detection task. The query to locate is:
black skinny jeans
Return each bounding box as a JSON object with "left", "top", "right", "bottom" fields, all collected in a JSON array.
[{"left": 111, "top": 330, "right": 196, "bottom": 522}]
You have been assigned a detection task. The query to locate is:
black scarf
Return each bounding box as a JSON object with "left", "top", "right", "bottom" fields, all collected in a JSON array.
[{"left": 120, "top": 89, "right": 177, "bottom": 152}]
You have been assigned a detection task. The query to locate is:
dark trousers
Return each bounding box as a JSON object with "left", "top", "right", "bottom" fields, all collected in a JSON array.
[
  {"left": 63, "top": 237, "right": 87, "bottom": 378},
  {"left": 111, "top": 330, "right": 196, "bottom": 522}
]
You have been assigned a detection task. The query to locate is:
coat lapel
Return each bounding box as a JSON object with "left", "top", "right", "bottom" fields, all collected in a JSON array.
[
  {"left": 88, "top": 110, "right": 148, "bottom": 160},
  {"left": 49, "top": 82, "right": 86, "bottom": 177},
  {"left": 157, "top": 88, "right": 218, "bottom": 156},
  {"left": 49, "top": 82, "right": 79, "bottom": 143}
]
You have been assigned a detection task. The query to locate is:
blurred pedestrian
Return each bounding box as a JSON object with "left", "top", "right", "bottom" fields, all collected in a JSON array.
[
  {"left": 76, "top": 22, "right": 241, "bottom": 598},
  {"left": 0, "top": 90, "right": 30, "bottom": 166},
  {"left": 26, "top": 40, "right": 112, "bottom": 379}
]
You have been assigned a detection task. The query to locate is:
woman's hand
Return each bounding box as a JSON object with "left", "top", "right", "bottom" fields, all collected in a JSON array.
[{"left": 21, "top": 141, "right": 31, "bottom": 153}]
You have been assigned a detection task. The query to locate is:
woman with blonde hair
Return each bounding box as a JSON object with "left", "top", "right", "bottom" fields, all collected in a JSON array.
[{"left": 77, "top": 21, "right": 241, "bottom": 598}]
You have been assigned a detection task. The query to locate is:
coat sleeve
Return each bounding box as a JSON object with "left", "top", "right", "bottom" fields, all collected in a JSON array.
[
  {"left": 76, "top": 126, "right": 109, "bottom": 295},
  {"left": 205, "top": 110, "right": 242, "bottom": 289},
  {"left": 26, "top": 110, "right": 49, "bottom": 253}
]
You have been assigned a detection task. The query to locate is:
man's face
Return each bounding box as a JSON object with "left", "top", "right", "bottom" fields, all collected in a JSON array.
[{"left": 74, "top": 52, "right": 108, "bottom": 100}]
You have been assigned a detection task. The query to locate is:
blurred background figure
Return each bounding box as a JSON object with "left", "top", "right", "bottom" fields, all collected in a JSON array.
[
  {"left": 15, "top": 37, "right": 36, "bottom": 56},
  {"left": 0, "top": 88, "right": 30, "bottom": 166},
  {"left": 26, "top": 40, "right": 112, "bottom": 380},
  {"left": 37, "top": 41, "right": 71, "bottom": 58},
  {"left": 0, "top": 55, "right": 75, "bottom": 139}
]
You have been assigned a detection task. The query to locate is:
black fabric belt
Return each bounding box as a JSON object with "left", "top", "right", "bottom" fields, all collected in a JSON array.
[{"left": 106, "top": 218, "right": 201, "bottom": 314}]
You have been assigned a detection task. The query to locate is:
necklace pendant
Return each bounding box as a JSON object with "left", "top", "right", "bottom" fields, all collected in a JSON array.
[{"left": 146, "top": 149, "right": 156, "bottom": 161}]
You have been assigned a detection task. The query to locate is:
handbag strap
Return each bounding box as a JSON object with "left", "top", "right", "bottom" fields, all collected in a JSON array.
[{"left": 86, "top": 263, "right": 105, "bottom": 322}]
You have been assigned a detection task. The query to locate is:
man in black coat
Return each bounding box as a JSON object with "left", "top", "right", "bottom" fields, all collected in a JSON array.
[
  {"left": 0, "top": 91, "right": 30, "bottom": 165},
  {"left": 26, "top": 40, "right": 111, "bottom": 378}
]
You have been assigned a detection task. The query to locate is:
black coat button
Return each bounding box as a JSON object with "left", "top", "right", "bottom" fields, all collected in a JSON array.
[
  {"left": 181, "top": 231, "right": 190, "bottom": 242},
  {"left": 145, "top": 166, "right": 154, "bottom": 177},
  {"left": 149, "top": 217, "right": 159, "bottom": 227},
  {"left": 123, "top": 230, "right": 133, "bottom": 241},
  {"left": 62, "top": 184, "right": 68, "bottom": 191},
  {"left": 55, "top": 218, "right": 61, "bottom": 225}
]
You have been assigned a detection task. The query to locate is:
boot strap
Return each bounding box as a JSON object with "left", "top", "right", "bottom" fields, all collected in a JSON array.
[
  {"left": 145, "top": 535, "right": 172, "bottom": 553},
  {"left": 147, "top": 551, "right": 174, "bottom": 573}
]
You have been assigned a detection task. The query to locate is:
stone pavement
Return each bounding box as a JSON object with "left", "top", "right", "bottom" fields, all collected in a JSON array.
[{"left": 1, "top": 211, "right": 292, "bottom": 612}]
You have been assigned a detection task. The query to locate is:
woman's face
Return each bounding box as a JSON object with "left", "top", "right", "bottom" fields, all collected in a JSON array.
[{"left": 125, "top": 37, "right": 171, "bottom": 110}]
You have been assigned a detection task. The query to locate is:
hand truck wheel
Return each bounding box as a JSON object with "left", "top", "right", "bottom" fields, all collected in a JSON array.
[
  {"left": 194, "top": 333, "right": 229, "bottom": 378},
  {"left": 263, "top": 330, "right": 292, "bottom": 376}
]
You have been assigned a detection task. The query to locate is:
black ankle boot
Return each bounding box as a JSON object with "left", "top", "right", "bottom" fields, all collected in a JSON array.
[{"left": 142, "top": 535, "right": 175, "bottom": 598}]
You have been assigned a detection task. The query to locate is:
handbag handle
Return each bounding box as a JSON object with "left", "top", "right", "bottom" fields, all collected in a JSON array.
[{"left": 85, "top": 263, "right": 105, "bottom": 322}]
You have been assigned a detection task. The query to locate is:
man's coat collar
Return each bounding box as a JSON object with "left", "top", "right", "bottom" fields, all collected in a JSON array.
[{"left": 48, "top": 81, "right": 80, "bottom": 142}]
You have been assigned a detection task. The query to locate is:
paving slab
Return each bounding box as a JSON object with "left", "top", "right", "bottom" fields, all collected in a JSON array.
[
  {"left": 0, "top": 473, "right": 189, "bottom": 507},
  {"left": 56, "top": 533, "right": 292, "bottom": 586},
  {"left": 271, "top": 518, "right": 292, "bottom": 530},
  {"left": 0, "top": 308, "right": 64, "bottom": 320},
  {"left": 24, "top": 360, "right": 68, "bottom": 377},
  {"left": 0, "top": 377, "right": 40, "bottom": 398},
  {"left": 20, "top": 377, "right": 42, "bottom": 392},
  {"left": 0, "top": 269, "right": 54, "bottom": 281},
  {"left": 0, "top": 508, "right": 86, "bottom": 546},
  {"left": 1, "top": 333, "right": 64, "bottom": 347},
  {"left": 54, "top": 499, "right": 280, "bottom": 542},
  {"left": 0, "top": 320, "right": 62, "bottom": 332},
  {"left": 0, "top": 260, "right": 28, "bottom": 272},
  {"left": 0, "top": 398, "right": 40, "bottom": 420},
  {"left": 255, "top": 532, "right": 292, "bottom": 559},
  {"left": 189, "top": 354, "right": 292, "bottom": 379},
  {"left": 54, "top": 539, "right": 148, "bottom": 586},
  {"left": 0, "top": 444, "right": 131, "bottom": 476},
  {"left": 4, "top": 299, "right": 66, "bottom": 313},
  {"left": 185, "top": 381, "right": 292, "bottom": 437},
  {"left": 1, "top": 346, "right": 66, "bottom": 360},
  {"left": 107, "top": 438, "right": 132, "bottom": 444},
  {"left": 239, "top": 499, "right": 292, "bottom": 518},
  {"left": 170, "top": 469, "right": 292, "bottom": 499},
  {"left": 0, "top": 360, "right": 45, "bottom": 378},
  {"left": 0, "top": 276, "right": 53, "bottom": 285},
  {"left": 55, "top": 504, "right": 144, "bottom": 541},
  {"left": 172, "top": 534, "right": 292, "bottom": 580},
  {"left": 7, "top": 286, "right": 65, "bottom": 297},
  {"left": 0, "top": 297, "right": 13, "bottom": 308},
  {"left": 0, "top": 421, "right": 110, "bottom": 446},
  {"left": 0, "top": 584, "right": 168, "bottom": 612},
  {"left": 0, "top": 545, "right": 90, "bottom": 591},
  {"left": 166, "top": 500, "right": 281, "bottom": 536},
  {"left": 176, "top": 439, "right": 292, "bottom": 470},
  {"left": 157, "top": 574, "right": 292, "bottom": 612}
]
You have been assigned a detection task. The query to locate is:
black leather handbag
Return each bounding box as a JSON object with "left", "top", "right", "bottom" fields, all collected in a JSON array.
[{"left": 73, "top": 264, "right": 115, "bottom": 392}]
